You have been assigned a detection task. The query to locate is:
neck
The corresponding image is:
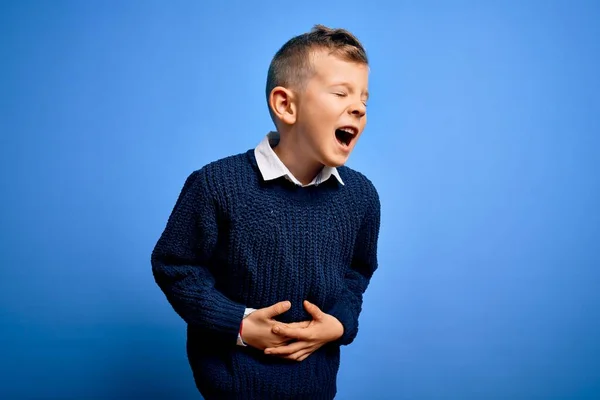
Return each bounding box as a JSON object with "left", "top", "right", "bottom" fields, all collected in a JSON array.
[{"left": 273, "top": 130, "right": 323, "bottom": 186}]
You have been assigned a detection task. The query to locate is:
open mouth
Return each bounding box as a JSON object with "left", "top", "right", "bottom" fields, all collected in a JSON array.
[{"left": 335, "top": 127, "right": 357, "bottom": 147}]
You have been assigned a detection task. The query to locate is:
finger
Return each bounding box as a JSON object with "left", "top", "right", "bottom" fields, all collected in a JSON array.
[
  {"left": 263, "top": 301, "right": 291, "bottom": 318},
  {"left": 275, "top": 338, "right": 296, "bottom": 347},
  {"left": 297, "top": 349, "right": 315, "bottom": 362},
  {"left": 303, "top": 300, "right": 324, "bottom": 321},
  {"left": 265, "top": 340, "right": 308, "bottom": 356},
  {"left": 288, "top": 348, "right": 313, "bottom": 362},
  {"left": 286, "top": 343, "right": 320, "bottom": 362},
  {"left": 272, "top": 324, "right": 312, "bottom": 341}
]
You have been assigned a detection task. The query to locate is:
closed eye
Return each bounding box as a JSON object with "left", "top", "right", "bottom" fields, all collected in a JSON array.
[{"left": 334, "top": 92, "right": 347, "bottom": 97}]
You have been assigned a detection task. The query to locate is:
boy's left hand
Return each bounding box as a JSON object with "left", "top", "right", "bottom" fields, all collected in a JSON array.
[{"left": 265, "top": 300, "right": 344, "bottom": 362}]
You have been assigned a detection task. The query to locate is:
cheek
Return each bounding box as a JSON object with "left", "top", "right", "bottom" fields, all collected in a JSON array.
[{"left": 304, "top": 102, "right": 331, "bottom": 125}]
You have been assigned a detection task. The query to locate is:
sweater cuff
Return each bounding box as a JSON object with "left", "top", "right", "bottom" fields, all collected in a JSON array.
[
  {"left": 197, "top": 295, "right": 247, "bottom": 340},
  {"left": 326, "top": 299, "right": 356, "bottom": 346}
]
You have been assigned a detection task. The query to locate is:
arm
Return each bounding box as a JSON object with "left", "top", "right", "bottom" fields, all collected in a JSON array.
[
  {"left": 326, "top": 189, "right": 381, "bottom": 345},
  {"left": 151, "top": 169, "right": 246, "bottom": 343}
]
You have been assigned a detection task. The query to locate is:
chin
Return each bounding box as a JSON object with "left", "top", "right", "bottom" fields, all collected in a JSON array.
[{"left": 323, "top": 154, "right": 349, "bottom": 168}]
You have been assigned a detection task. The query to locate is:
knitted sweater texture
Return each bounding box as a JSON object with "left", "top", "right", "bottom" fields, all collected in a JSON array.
[{"left": 151, "top": 149, "right": 380, "bottom": 400}]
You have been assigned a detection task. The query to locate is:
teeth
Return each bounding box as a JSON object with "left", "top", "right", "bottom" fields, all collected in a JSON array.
[{"left": 339, "top": 127, "right": 356, "bottom": 135}]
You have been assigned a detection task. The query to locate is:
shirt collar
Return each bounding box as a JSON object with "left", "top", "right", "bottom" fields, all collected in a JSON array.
[{"left": 254, "top": 131, "right": 344, "bottom": 187}]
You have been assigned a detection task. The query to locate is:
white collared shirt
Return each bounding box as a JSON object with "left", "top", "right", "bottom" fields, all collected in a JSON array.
[{"left": 254, "top": 131, "right": 344, "bottom": 187}]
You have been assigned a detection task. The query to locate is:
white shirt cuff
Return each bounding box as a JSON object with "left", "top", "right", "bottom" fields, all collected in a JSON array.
[{"left": 236, "top": 307, "right": 257, "bottom": 346}]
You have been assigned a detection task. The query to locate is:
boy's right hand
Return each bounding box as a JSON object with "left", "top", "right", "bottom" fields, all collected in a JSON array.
[{"left": 241, "top": 301, "right": 309, "bottom": 350}]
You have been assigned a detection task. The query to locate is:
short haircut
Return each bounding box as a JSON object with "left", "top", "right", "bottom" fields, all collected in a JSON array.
[{"left": 266, "top": 24, "right": 368, "bottom": 123}]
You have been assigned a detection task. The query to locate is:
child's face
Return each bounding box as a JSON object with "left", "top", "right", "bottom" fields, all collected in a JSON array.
[{"left": 295, "top": 51, "right": 369, "bottom": 167}]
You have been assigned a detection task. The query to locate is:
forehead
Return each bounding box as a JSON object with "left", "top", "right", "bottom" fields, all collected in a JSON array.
[{"left": 309, "top": 50, "right": 369, "bottom": 85}]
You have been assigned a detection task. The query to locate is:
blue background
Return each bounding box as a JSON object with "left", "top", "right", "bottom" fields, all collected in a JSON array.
[{"left": 1, "top": 1, "right": 599, "bottom": 399}]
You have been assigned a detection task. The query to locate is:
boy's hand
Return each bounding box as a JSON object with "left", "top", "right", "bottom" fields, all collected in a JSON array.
[
  {"left": 265, "top": 300, "right": 344, "bottom": 362},
  {"left": 241, "top": 301, "right": 310, "bottom": 350}
]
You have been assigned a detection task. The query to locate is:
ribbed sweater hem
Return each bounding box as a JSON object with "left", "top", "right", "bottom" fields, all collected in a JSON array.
[{"left": 197, "top": 382, "right": 337, "bottom": 400}]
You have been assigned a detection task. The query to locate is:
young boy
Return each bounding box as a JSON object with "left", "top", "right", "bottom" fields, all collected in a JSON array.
[{"left": 151, "top": 24, "right": 381, "bottom": 399}]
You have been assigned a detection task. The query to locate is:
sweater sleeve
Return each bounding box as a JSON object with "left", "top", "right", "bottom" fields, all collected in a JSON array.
[
  {"left": 151, "top": 169, "right": 246, "bottom": 342},
  {"left": 326, "top": 187, "right": 381, "bottom": 346}
]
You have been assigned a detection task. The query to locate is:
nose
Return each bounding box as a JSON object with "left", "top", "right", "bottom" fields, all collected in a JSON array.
[{"left": 349, "top": 101, "right": 366, "bottom": 118}]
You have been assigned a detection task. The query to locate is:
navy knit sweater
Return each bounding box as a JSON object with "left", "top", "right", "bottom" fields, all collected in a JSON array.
[{"left": 151, "top": 149, "right": 380, "bottom": 399}]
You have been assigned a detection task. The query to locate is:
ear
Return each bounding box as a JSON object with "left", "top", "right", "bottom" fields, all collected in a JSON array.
[{"left": 269, "top": 86, "right": 297, "bottom": 125}]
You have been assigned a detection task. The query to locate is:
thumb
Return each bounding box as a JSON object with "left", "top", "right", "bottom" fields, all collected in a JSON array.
[
  {"left": 304, "top": 300, "right": 324, "bottom": 321},
  {"left": 264, "top": 300, "right": 291, "bottom": 318}
]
